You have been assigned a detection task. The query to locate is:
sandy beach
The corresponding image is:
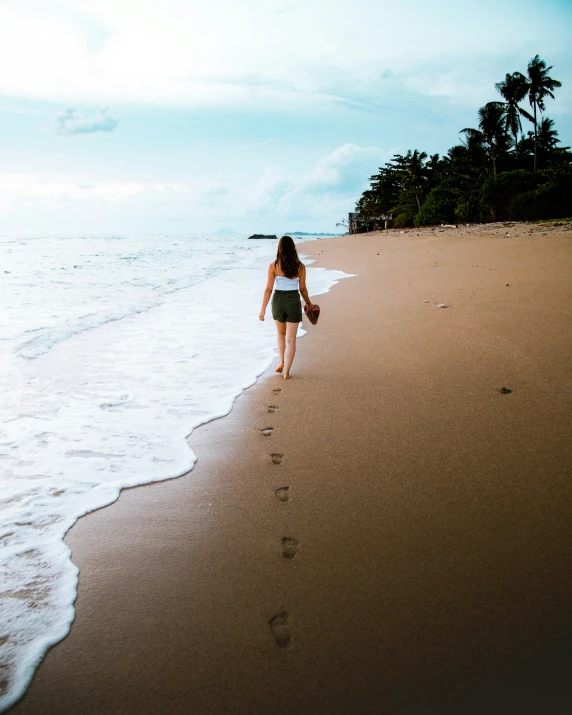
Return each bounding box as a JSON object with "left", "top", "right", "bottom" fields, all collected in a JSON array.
[{"left": 12, "top": 224, "right": 572, "bottom": 714}]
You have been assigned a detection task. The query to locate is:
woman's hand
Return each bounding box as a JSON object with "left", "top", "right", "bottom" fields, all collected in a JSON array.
[
  {"left": 306, "top": 302, "right": 314, "bottom": 312},
  {"left": 259, "top": 312, "right": 265, "bottom": 321}
]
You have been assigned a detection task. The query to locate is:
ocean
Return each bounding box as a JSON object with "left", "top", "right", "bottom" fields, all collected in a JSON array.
[{"left": 0, "top": 233, "right": 350, "bottom": 711}]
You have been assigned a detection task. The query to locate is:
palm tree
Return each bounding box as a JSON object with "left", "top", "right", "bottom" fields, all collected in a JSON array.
[
  {"left": 495, "top": 72, "right": 532, "bottom": 159},
  {"left": 461, "top": 102, "right": 507, "bottom": 176},
  {"left": 517, "top": 117, "right": 567, "bottom": 164},
  {"left": 526, "top": 55, "right": 562, "bottom": 172},
  {"left": 402, "top": 150, "right": 428, "bottom": 210},
  {"left": 536, "top": 116, "right": 560, "bottom": 153}
]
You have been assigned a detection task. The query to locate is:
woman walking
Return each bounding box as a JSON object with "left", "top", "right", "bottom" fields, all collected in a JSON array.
[{"left": 259, "top": 235, "right": 314, "bottom": 380}]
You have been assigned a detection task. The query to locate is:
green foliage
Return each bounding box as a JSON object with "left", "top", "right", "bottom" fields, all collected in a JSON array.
[
  {"left": 454, "top": 200, "right": 482, "bottom": 224},
  {"left": 402, "top": 149, "right": 429, "bottom": 210},
  {"left": 480, "top": 170, "right": 536, "bottom": 221},
  {"left": 353, "top": 55, "right": 569, "bottom": 227},
  {"left": 461, "top": 102, "right": 509, "bottom": 176},
  {"left": 392, "top": 202, "right": 418, "bottom": 228},
  {"left": 526, "top": 55, "right": 562, "bottom": 173},
  {"left": 495, "top": 72, "right": 532, "bottom": 159},
  {"left": 357, "top": 157, "right": 405, "bottom": 218},
  {"left": 415, "top": 187, "right": 457, "bottom": 226},
  {"left": 531, "top": 163, "right": 572, "bottom": 219}
]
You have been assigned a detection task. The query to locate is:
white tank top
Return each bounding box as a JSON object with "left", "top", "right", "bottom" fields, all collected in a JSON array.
[{"left": 275, "top": 274, "right": 300, "bottom": 291}]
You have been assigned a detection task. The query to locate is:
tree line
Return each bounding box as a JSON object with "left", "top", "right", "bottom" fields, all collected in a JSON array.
[{"left": 356, "top": 56, "right": 570, "bottom": 227}]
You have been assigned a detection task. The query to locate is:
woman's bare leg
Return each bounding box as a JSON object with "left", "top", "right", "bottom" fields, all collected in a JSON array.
[
  {"left": 283, "top": 321, "right": 299, "bottom": 379},
  {"left": 275, "top": 321, "right": 286, "bottom": 372}
]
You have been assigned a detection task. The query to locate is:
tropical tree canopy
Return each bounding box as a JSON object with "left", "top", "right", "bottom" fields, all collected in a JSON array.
[
  {"left": 495, "top": 72, "right": 532, "bottom": 158},
  {"left": 462, "top": 101, "right": 508, "bottom": 176},
  {"left": 526, "top": 54, "right": 562, "bottom": 172},
  {"left": 353, "top": 56, "right": 568, "bottom": 227},
  {"left": 402, "top": 150, "right": 429, "bottom": 210}
]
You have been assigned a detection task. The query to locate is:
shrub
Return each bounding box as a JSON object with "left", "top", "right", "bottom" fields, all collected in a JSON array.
[
  {"left": 481, "top": 170, "right": 536, "bottom": 221},
  {"left": 393, "top": 208, "right": 417, "bottom": 228},
  {"left": 415, "top": 187, "right": 457, "bottom": 226},
  {"left": 391, "top": 197, "right": 418, "bottom": 228}
]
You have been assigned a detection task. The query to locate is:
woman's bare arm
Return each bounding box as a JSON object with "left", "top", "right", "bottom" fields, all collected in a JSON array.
[
  {"left": 259, "top": 262, "right": 276, "bottom": 321},
  {"left": 298, "top": 264, "right": 314, "bottom": 311}
]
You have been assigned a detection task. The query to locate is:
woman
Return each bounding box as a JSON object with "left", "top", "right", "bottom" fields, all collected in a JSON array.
[{"left": 259, "top": 235, "right": 314, "bottom": 380}]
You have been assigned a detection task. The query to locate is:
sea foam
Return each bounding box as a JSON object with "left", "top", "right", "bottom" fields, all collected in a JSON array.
[{"left": 0, "top": 233, "right": 351, "bottom": 711}]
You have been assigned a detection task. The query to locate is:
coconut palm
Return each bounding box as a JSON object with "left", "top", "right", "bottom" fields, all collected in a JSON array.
[
  {"left": 537, "top": 116, "right": 560, "bottom": 152},
  {"left": 518, "top": 116, "right": 565, "bottom": 161},
  {"left": 402, "top": 150, "right": 428, "bottom": 210},
  {"left": 526, "top": 55, "right": 562, "bottom": 172},
  {"left": 461, "top": 102, "right": 507, "bottom": 176},
  {"left": 495, "top": 72, "right": 532, "bottom": 159}
]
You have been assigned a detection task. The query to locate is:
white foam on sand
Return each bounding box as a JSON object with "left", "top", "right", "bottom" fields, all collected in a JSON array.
[{"left": 0, "top": 234, "right": 351, "bottom": 712}]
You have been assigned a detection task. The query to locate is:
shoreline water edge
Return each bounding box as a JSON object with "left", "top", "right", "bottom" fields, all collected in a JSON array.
[
  {"left": 5, "top": 224, "right": 572, "bottom": 713},
  {"left": 0, "top": 233, "right": 351, "bottom": 712}
]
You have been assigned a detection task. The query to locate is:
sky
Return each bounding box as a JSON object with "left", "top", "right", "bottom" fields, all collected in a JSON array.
[{"left": 0, "top": 0, "right": 571, "bottom": 235}]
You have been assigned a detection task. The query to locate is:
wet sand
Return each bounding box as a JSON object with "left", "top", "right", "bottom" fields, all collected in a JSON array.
[{"left": 13, "top": 225, "right": 572, "bottom": 714}]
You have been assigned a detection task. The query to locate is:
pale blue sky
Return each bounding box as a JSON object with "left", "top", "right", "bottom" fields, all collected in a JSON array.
[{"left": 0, "top": 0, "right": 570, "bottom": 235}]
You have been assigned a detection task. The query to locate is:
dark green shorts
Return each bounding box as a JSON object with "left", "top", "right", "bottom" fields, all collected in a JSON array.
[{"left": 272, "top": 290, "right": 303, "bottom": 323}]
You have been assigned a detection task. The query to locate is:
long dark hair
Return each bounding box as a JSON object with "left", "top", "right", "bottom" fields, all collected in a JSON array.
[{"left": 275, "top": 235, "right": 301, "bottom": 279}]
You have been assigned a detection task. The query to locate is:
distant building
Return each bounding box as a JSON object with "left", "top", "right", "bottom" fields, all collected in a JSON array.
[{"left": 348, "top": 213, "right": 391, "bottom": 234}]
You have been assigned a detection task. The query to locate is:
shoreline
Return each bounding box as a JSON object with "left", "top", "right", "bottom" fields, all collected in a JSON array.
[
  {"left": 12, "top": 228, "right": 572, "bottom": 714},
  {"left": 0, "top": 240, "right": 348, "bottom": 714}
]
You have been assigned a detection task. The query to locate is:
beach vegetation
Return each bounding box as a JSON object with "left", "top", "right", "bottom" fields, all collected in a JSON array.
[
  {"left": 480, "top": 170, "right": 536, "bottom": 221},
  {"left": 495, "top": 72, "right": 532, "bottom": 160},
  {"left": 525, "top": 55, "right": 562, "bottom": 173},
  {"left": 462, "top": 102, "right": 509, "bottom": 177},
  {"left": 403, "top": 149, "right": 430, "bottom": 210},
  {"left": 355, "top": 55, "right": 569, "bottom": 227},
  {"left": 414, "top": 187, "right": 457, "bottom": 226}
]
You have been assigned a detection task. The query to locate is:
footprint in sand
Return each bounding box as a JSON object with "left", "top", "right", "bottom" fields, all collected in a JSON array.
[
  {"left": 273, "top": 388, "right": 281, "bottom": 395},
  {"left": 261, "top": 427, "right": 273, "bottom": 437},
  {"left": 269, "top": 611, "right": 291, "bottom": 648},
  {"left": 268, "top": 405, "right": 279, "bottom": 413},
  {"left": 281, "top": 537, "right": 299, "bottom": 559},
  {"left": 271, "top": 453, "right": 284, "bottom": 465},
  {"left": 275, "top": 486, "right": 290, "bottom": 502}
]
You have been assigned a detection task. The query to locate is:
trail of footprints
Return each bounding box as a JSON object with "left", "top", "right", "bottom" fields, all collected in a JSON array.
[
  {"left": 263, "top": 386, "right": 297, "bottom": 649},
  {"left": 264, "top": 369, "right": 516, "bottom": 651}
]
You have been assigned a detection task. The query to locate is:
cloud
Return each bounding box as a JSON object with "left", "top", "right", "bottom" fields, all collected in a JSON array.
[
  {"left": 53, "top": 107, "right": 120, "bottom": 136},
  {"left": 0, "top": 0, "right": 569, "bottom": 111},
  {"left": 243, "top": 144, "right": 389, "bottom": 226},
  {"left": 0, "top": 144, "right": 384, "bottom": 233},
  {"left": 249, "top": 167, "right": 292, "bottom": 214},
  {"left": 248, "top": 144, "right": 386, "bottom": 219},
  {"left": 303, "top": 144, "right": 384, "bottom": 194},
  {"left": 0, "top": 173, "right": 141, "bottom": 207}
]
